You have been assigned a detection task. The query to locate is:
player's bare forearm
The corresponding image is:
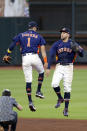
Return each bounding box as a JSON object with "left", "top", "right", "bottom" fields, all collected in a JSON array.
[
  {"left": 16, "top": 104, "right": 23, "bottom": 111},
  {"left": 46, "top": 69, "right": 50, "bottom": 77},
  {"left": 44, "top": 63, "right": 48, "bottom": 69},
  {"left": 41, "top": 45, "right": 48, "bottom": 69},
  {"left": 41, "top": 45, "right": 47, "bottom": 58}
]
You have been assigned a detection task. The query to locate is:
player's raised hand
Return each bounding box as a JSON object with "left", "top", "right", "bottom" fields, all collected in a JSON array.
[{"left": 46, "top": 69, "right": 50, "bottom": 77}]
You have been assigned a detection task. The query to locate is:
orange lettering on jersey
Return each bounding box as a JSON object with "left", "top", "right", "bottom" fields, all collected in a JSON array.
[
  {"left": 56, "top": 55, "right": 58, "bottom": 61},
  {"left": 30, "top": 34, "right": 33, "bottom": 37},
  {"left": 58, "top": 48, "right": 63, "bottom": 53},
  {"left": 22, "top": 33, "right": 38, "bottom": 38},
  {"left": 27, "top": 38, "right": 30, "bottom": 47},
  {"left": 32, "top": 34, "right": 35, "bottom": 37},
  {"left": 22, "top": 34, "right": 29, "bottom": 37},
  {"left": 61, "top": 48, "right": 63, "bottom": 52},
  {"left": 67, "top": 48, "right": 70, "bottom": 52},
  {"left": 64, "top": 48, "right": 67, "bottom": 52},
  {"left": 58, "top": 48, "right": 72, "bottom": 54},
  {"left": 58, "top": 49, "right": 61, "bottom": 53},
  {"left": 35, "top": 35, "right": 38, "bottom": 38}
]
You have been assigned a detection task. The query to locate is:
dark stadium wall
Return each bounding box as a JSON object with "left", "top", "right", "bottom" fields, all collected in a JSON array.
[
  {"left": 0, "top": 0, "right": 87, "bottom": 66},
  {"left": 30, "top": 0, "right": 87, "bottom": 2},
  {"left": 0, "top": 18, "right": 31, "bottom": 66},
  {"left": 30, "top": 0, "right": 87, "bottom": 32}
]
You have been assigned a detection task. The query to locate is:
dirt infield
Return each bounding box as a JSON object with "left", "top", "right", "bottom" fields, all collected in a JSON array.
[
  {"left": 17, "top": 118, "right": 87, "bottom": 131},
  {"left": 74, "top": 65, "right": 87, "bottom": 69}
]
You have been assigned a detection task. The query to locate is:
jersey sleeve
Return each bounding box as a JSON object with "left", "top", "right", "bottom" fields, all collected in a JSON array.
[
  {"left": 11, "top": 97, "right": 18, "bottom": 107},
  {"left": 39, "top": 35, "right": 46, "bottom": 46},
  {"left": 48, "top": 42, "right": 57, "bottom": 69},
  {"left": 78, "top": 45, "right": 84, "bottom": 57},
  {"left": 6, "top": 34, "right": 20, "bottom": 55}
]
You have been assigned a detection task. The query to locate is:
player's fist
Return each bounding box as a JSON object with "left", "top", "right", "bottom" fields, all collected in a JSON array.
[
  {"left": 44, "top": 62, "right": 48, "bottom": 69},
  {"left": 46, "top": 69, "right": 50, "bottom": 77}
]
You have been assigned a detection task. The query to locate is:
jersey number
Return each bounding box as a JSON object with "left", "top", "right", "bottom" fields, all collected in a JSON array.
[{"left": 27, "top": 38, "right": 30, "bottom": 47}]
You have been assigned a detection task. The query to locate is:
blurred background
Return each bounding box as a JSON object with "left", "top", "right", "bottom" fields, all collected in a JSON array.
[{"left": 0, "top": 0, "right": 87, "bottom": 66}]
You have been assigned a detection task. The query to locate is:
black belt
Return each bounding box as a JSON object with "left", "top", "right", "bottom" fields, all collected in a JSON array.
[
  {"left": 22, "top": 52, "right": 36, "bottom": 56},
  {"left": 58, "top": 63, "right": 72, "bottom": 65}
]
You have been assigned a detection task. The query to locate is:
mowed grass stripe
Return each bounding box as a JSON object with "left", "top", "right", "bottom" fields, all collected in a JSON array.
[{"left": 0, "top": 68, "right": 87, "bottom": 119}]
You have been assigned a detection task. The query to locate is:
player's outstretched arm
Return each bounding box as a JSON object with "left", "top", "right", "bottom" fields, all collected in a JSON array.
[
  {"left": 46, "top": 69, "right": 50, "bottom": 77},
  {"left": 3, "top": 43, "right": 15, "bottom": 64},
  {"left": 16, "top": 104, "right": 23, "bottom": 111},
  {"left": 41, "top": 45, "right": 48, "bottom": 69},
  {"left": 3, "top": 35, "right": 20, "bottom": 64}
]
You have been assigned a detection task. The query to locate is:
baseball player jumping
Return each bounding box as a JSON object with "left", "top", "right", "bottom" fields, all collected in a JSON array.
[
  {"left": 3, "top": 21, "right": 48, "bottom": 112},
  {"left": 46, "top": 27, "right": 84, "bottom": 116}
]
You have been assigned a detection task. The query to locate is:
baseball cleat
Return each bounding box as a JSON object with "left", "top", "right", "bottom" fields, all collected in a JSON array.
[
  {"left": 29, "top": 102, "right": 36, "bottom": 112},
  {"left": 55, "top": 99, "right": 64, "bottom": 108},
  {"left": 63, "top": 108, "right": 68, "bottom": 117},
  {"left": 35, "top": 91, "right": 44, "bottom": 99}
]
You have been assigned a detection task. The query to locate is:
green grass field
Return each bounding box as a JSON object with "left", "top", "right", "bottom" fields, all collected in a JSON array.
[{"left": 0, "top": 67, "right": 87, "bottom": 120}]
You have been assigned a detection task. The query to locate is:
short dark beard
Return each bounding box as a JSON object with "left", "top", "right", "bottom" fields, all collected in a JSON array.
[
  {"left": 61, "top": 37, "right": 66, "bottom": 41},
  {"left": 61, "top": 37, "right": 69, "bottom": 42}
]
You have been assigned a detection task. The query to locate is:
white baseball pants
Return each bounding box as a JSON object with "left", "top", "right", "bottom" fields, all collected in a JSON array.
[
  {"left": 22, "top": 53, "right": 44, "bottom": 83},
  {"left": 52, "top": 63, "right": 73, "bottom": 92}
]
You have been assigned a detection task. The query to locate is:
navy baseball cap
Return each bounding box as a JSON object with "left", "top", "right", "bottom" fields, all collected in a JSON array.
[
  {"left": 28, "top": 21, "right": 38, "bottom": 28},
  {"left": 60, "top": 27, "right": 71, "bottom": 34}
]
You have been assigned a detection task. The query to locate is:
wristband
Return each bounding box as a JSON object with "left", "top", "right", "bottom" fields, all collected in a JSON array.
[
  {"left": 6, "top": 49, "right": 12, "bottom": 56},
  {"left": 7, "top": 49, "right": 12, "bottom": 53},
  {"left": 44, "top": 56, "right": 47, "bottom": 63}
]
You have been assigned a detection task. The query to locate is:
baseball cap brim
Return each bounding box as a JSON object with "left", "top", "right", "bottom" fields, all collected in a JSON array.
[
  {"left": 60, "top": 28, "right": 71, "bottom": 34},
  {"left": 28, "top": 21, "right": 38, "bottom": 28}
]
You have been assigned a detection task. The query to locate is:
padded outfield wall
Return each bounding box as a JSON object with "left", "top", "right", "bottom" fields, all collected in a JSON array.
[{"left": 0, "top": 17, "right": 30, "bottom": 66}]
